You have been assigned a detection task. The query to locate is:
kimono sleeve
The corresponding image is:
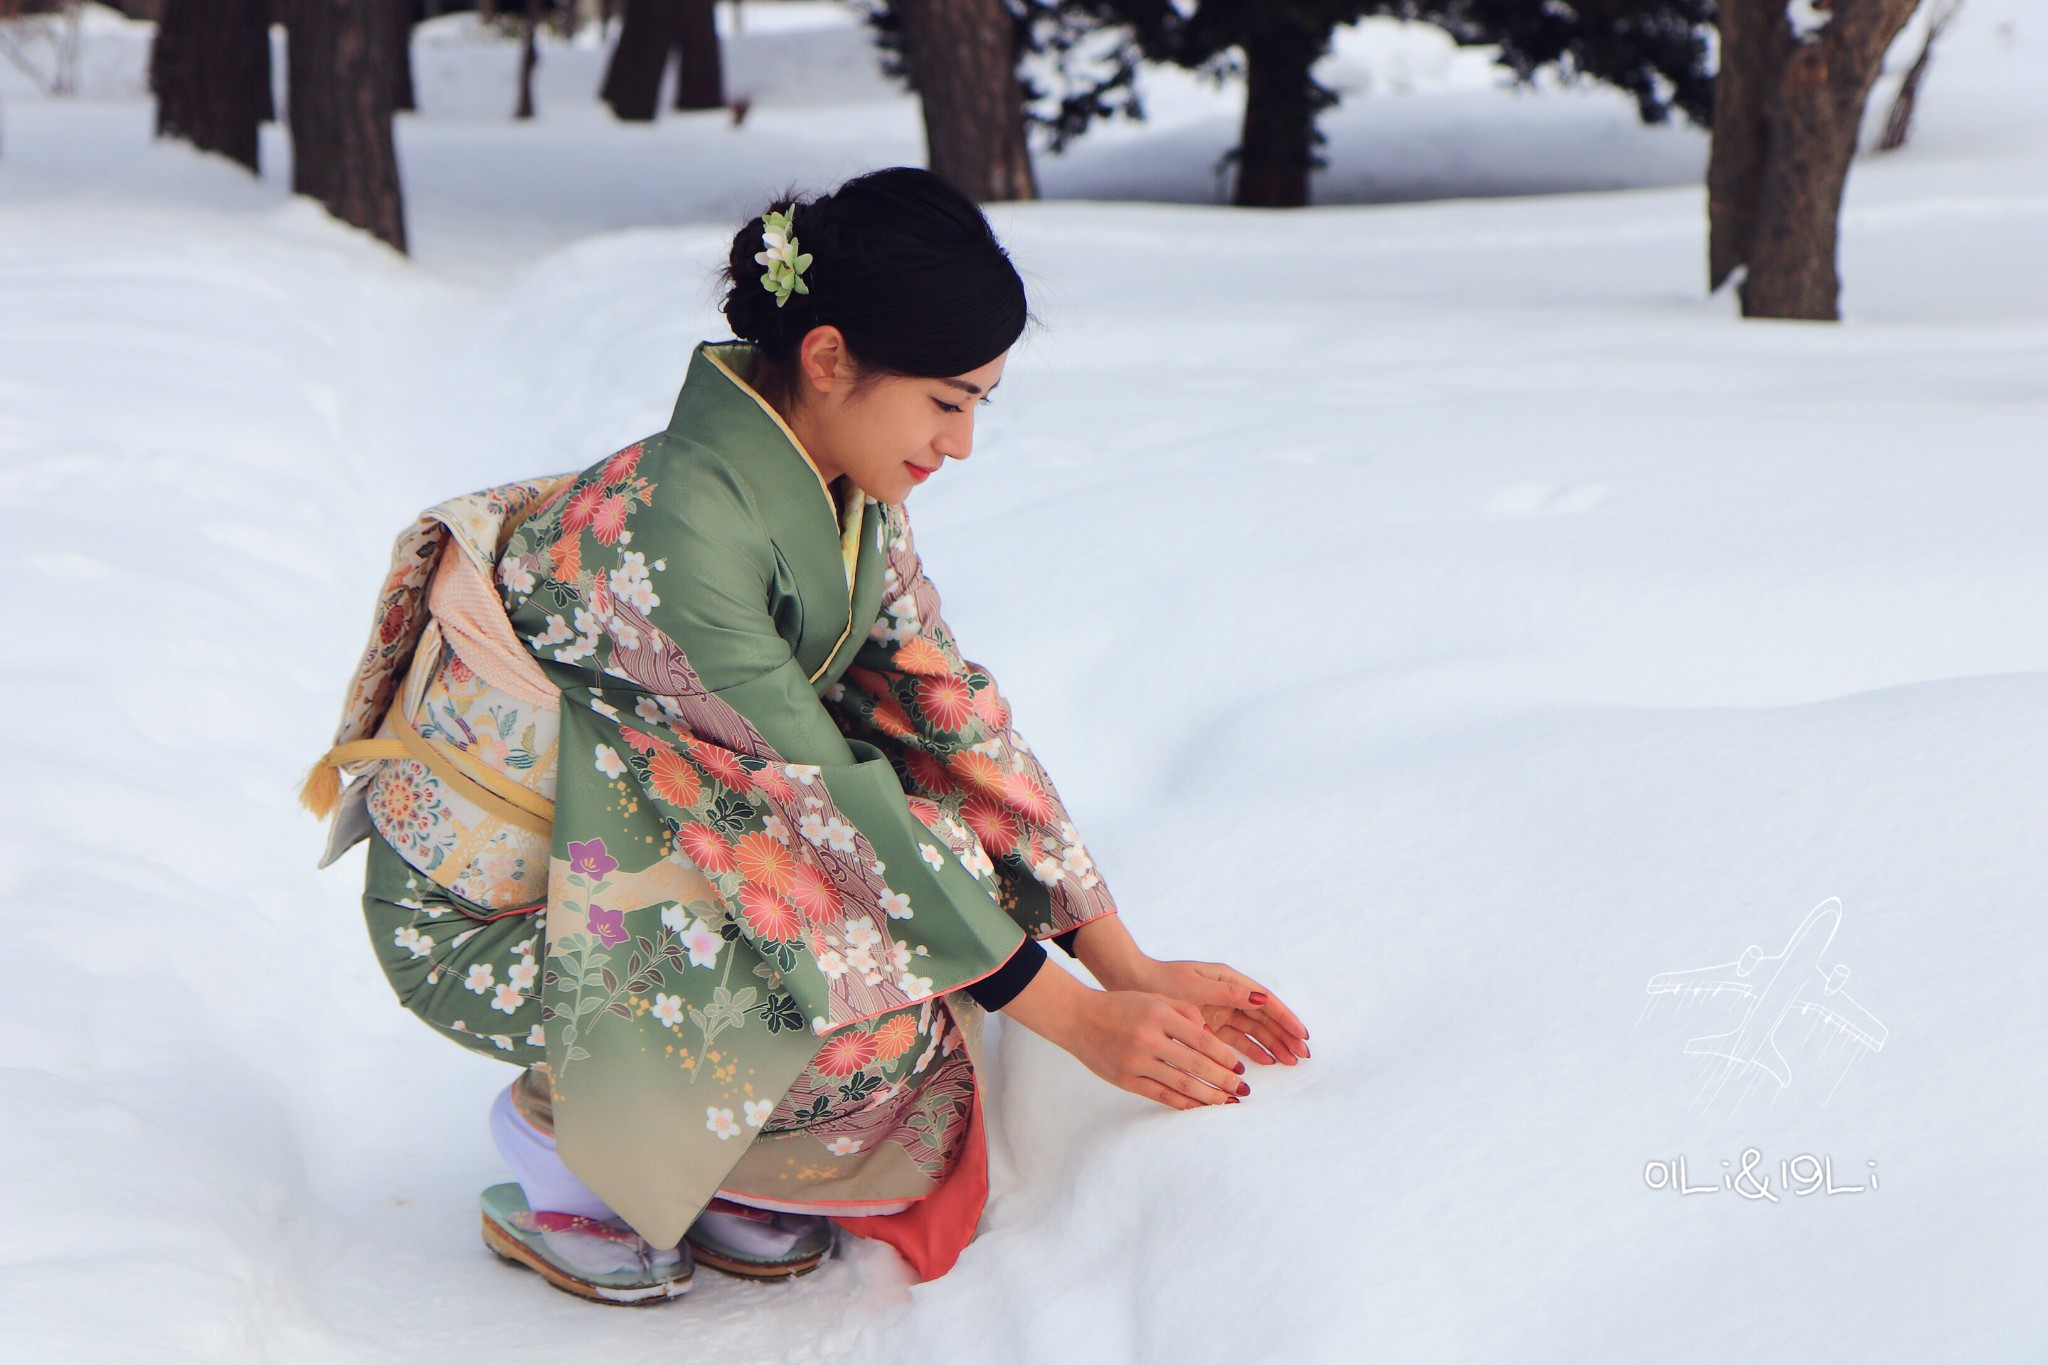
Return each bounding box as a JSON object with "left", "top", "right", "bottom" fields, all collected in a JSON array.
[
  {"left": 825, "top": 503, "right": 1121, "bottom": 943},
  {"left": 582, "top": 461, "right": 1028, "bottom": 1032}
]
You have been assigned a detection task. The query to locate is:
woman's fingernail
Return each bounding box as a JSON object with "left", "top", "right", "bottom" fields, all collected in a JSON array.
[
  {"left": 1302, "top": 1045, "right": 1311, "bottom": 1059},
  {"left": 1234, "top": 1061, "right": 1245, "bottom": 1075},
  {"left": 1226, "top": 1096, "right": 1240, "bottom": 1104},
  {"left": 1237, "top": 1082, "right": 1251, "bottom": 1097},
  {"left": 1249, "top": 991, "right": 1268, "bottom": 1006}
]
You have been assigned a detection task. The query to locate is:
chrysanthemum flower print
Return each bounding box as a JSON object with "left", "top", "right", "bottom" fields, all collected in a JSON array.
[
  {"left": 916, "top": 675, "right": 976, "bottom": 731},
  {"left": 871, "top": 1013, "right": 918, "bottom": 1062},
  {"left": 734, "top": 832, "right": 795, "bottom": 893},
  {"left": 674, "top": 822, "right": 736, "bottom": 873},
  {"left": 815, "top": 1030, "right": 878, "bottom": 1077},
  {"left": 738, "top": 882, "right": 801, "bottom": 941},
  {"left": 646, "top": 744, "right": 702, "bottom": 807}
]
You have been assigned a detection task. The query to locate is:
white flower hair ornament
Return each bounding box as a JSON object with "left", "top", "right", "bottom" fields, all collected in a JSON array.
[{"left": 755, "top": 207, "right": 813, "bottom": 307}]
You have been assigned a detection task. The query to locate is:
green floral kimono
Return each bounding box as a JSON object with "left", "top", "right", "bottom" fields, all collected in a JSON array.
[{"left": 344, "top": 341, "right": 1117, "bottom": 1262}]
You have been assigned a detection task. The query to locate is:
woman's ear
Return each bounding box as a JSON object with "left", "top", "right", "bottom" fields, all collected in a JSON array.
[{"left": 797, "top": 325, "right": 852, "bottom": 397}]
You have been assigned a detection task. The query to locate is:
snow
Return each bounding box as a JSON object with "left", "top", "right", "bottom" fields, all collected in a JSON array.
[{"left": 2, "top": 2, "right": 2044, "bottom": 1360}]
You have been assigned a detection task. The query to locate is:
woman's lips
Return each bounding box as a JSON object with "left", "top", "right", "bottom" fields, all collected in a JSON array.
[{"left": 904, "top": 461, "right": 937, "bottom": 484}]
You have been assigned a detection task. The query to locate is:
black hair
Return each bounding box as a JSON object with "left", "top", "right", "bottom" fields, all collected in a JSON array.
[{"left": 719, "top": 167, "right": 1030, "bottom": 394}]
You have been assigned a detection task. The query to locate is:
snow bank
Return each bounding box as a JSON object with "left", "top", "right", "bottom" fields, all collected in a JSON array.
[{"left": 1, "top": 2, "right": 2043, "bottom": 1361}]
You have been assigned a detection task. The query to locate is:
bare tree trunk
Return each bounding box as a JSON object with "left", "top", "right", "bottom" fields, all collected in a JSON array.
[
  {"left": 600, "top": 0, "right": 683, "bottom": 122},
  {"left": 1232, "top": 15, "right": 1332, "bottom": 209},
  {"left": 517, "top": 0, "right": 540, "bottom": 118},
  {"left": 285, "top": 0, "right": 408, "bottom": 253},
  {"left": 151, "top": 0, "right": 272, "bottom": 173},
  {"left": 1877, "top": 0, "right": 1960, "bottom": 151},
  {"left": 1708, "top": 0, "right": 1924, "bottom": 320},
  {"left": 383, "top": 0, "right": 416, "bottom": 112},
  {"left": 671, "top": 0, "right": 723, "bottom": 110},
  {"left": 895, "top": 0, "right": 1036, "bottom": 202}
]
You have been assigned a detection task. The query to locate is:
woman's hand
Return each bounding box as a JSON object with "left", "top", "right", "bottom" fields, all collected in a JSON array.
[
  {"left": 1120, "top": 958, "right": 1310, "bottom": 1068},
  {"left": 1002, "top": 963, "right": 1249, "bottom": 1111},
  {"left": 1060, "top": 916, "right": 1310, "bottom": 1069}
]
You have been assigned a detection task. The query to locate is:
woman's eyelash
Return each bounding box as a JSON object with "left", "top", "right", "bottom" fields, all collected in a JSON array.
[{"left": 936, "top": 397, "right": 993, "bottom": 413}]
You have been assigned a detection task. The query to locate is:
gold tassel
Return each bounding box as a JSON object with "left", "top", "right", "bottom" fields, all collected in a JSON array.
[{"left": 300, "top": 756, "right": 343, "bottom": 819}]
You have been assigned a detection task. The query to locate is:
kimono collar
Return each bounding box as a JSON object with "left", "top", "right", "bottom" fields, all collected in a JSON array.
[{"left": 668, "top": 340, "right": 871, "bottom": 681}]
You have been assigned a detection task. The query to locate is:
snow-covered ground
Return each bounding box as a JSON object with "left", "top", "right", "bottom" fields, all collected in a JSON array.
[{"left": 1, "top": 3, "right": 2043, "bottom": 1361}]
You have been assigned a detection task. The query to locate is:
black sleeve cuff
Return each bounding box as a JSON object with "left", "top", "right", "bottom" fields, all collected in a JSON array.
[
  {"left": 1052, "top": 928, "right": 1080, "bottom": 957},
  {"left": 963, "top": 935, "right": 1049, "bottom": 1012}
]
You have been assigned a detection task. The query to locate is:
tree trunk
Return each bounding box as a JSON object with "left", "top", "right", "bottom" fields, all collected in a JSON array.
[
  {"left": 601, "top": 0, "right": 684, "bottom": 122},
  {"left": 1877, "top": 0, "right": 1960, "bottom": 152},
  {"left": 384, "top": 0, "right": 416, "bottom": 112},
  {"left": 285, "top": 0, "right": 408, "bottom": 253},
  {"left": 1708, "top": 0, "right": 1924, "bottom": 320},
  {"left": 150, "top": 0, "right": 272, "bottom": 174},
  {"left": 672, "top": 0, "right": 723, "bottom": 109},
  {"left": 1233, "top": 16, "right": 1332, "bottom": 209},
  {"left": 517, "top": 0, "right": 540, "bottom": 119},
  {"left": 895, "top": 0, "right": 1037, "bottom": 202}
]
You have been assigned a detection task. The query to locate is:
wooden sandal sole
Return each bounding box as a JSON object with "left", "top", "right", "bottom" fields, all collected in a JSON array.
[{"left": 481, "top": 1211, "right": 692, "bottom": 1305}]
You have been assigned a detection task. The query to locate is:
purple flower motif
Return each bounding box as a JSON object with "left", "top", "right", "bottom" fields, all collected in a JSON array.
[
  {"left": 567, "top": 838, "right": 617, "bottom": 880},
  {"left": 586, "top": 903, "right": 628, "bottom": 947}
]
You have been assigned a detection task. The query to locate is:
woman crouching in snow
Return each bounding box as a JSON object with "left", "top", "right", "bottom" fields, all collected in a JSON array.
[{"left": 305, "top": 166, "right": 1309, "bottom": 1304}]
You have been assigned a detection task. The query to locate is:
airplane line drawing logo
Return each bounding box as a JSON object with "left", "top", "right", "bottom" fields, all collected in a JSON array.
[{"left": 1641, "top": 897, "right": 1888, "bottom": 1110}]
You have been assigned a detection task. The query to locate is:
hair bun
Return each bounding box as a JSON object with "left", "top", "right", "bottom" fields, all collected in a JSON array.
[{"left": 717, "top": 168, "right": 1028, "bottom": 377}]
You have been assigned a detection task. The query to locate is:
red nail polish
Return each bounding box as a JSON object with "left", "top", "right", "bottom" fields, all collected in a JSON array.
[
  {"left": 1237, "top": 1082, "right": 1251, "bottom": 1097},
  {"left": 1226, "top": 1096, "right": 1240, "bottom": 1104},
  {"left": 1249, "top": 991, "right": 1268, "bottom": 1006},
  {"left": 1234, "top": 1061, "right": 1245, "bottom": 1074}
]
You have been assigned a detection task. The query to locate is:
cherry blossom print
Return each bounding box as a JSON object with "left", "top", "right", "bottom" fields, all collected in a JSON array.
[
  {"left": 877, "top": 889, "right": 913, "bottom": 920},
  {"left": 706, "top": 1107, "right": 740, "bottom": 1140},
  {"left": 491, "top": 983, "right": 523, "bottom": 1015},
  {"left": 593, "top": 743, "right": 626, "bottom": 779},
  {"left": 743, "top": 1099, "right": 773, "bottom": 1128},
  {"left": 678, "top": 917, "right": 723, "bottom": 968},
  {"left": 826, "top": 1136, "right": 864, "bottom": 1157},
  {"left": 652, "top": 993, "right": 684, "bottom": 1029},
  {"left": 464, "top": 962, "right": 495, "bottom": 994},
  {"left": 814, "top": 1030, "right": 879, "bottom": 1077},
  {"left": 393, "top": 925, "right": 433, "bottom": 958}
]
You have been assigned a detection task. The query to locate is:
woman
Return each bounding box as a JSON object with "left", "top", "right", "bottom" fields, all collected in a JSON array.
[{"left": 318, "top": 167, "right": 1309, "bottom": 1305}]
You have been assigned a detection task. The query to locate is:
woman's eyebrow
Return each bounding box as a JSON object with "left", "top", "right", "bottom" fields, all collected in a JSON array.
[{"left": 938, "top": 377, "right": 1001, "bottom": 396}]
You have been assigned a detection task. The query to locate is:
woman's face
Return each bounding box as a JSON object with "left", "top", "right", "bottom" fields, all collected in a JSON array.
[{"left": 781, "top": 326, "right": 1006, "bottom": 505}]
